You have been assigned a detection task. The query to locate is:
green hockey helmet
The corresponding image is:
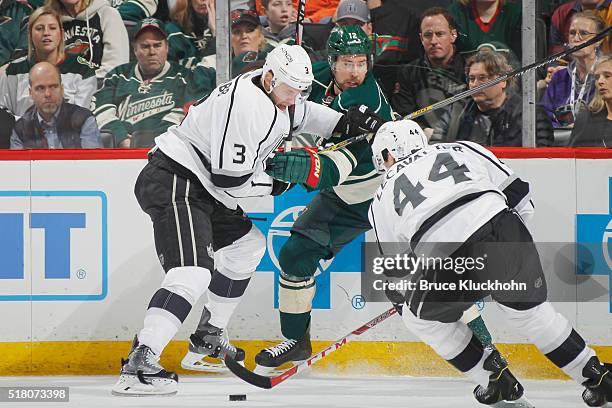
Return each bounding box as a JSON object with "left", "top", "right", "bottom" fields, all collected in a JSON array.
[{"left": 327, "top": 25, "right": 372, "bottom": 70}]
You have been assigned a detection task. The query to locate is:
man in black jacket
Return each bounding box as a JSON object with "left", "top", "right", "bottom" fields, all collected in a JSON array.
[
  {"left": 435, "top": 50, "right": 553, "bottom": 147},
  {"left": 10, "top": 62, "right": 102, "bottom": 149},
  {"left": 391, "top": 7, "right": 467, "bottom": 136}
]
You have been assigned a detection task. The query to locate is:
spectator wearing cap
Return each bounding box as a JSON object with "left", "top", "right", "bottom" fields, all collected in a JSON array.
[
  {"left": 230, "top": 9, "right": 273, "bottom": 77},
  {"left": 569, "top": 55, "right": 612, "bottom": 146},
  {"left": 11, "top": 62, "right": 102, "bottom": 149},
  {"left": 0, "top": 7, "right": 97, "bottom": 117},
  {"left": 448, "top": 0, "right": 522, "bottom": 59},
  {"left": 392, "top": 7, "right": 467, "bottom": 138},
  {"left": 550, "top": 0, "right": 612, "bottom": 55},
  {"left": 335, "top": 0, "right": 371, "bottom": 35},
  {"left": 166, "top": 0, "right": 216, "bottom": 65},
  {"left": 261, "top": 0, "right": 297, "bottom": 48},
  {"left": 91, "top": 18, "right": 214, "bottom": 148},
  {"left": 435, "top": 50, "right": 553, "bottom": 146}
]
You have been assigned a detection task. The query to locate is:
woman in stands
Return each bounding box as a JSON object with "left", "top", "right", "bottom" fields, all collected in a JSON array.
[
  {"left": 45, "top": 0, "right": 129, "bottom": 79},
  {"left": 165, "top": 0, "right": 216, "bottom": 65},
  {"left": 229, "top": 9, "right": 272, "bottom": 77},
  {"left": 0, "top": 7, "right": 97, "bottom": 117},
  {"left": 569, "top": 55, "right": 612, "bottom": 147},
  {"left": 541, "top": 11, "right": 605, "bottom": 128}
]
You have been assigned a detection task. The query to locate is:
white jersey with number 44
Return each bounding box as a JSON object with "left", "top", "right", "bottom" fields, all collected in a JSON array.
[{"left": 368, "top": 141, "right": 534, "bottom": 252}]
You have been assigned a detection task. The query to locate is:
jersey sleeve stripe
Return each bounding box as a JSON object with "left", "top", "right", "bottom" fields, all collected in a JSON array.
[
  {"left": 456, "top": 141, "right": 510, "bottom": 176},
  {"left": 411, "top": 190, "right": 503, "bottom": 246},
  {"left": 253, "top": 106, "right": 278, "bottom": 168},
  {"left": 211, "top": 172, "right": 253, "bottom": 189},
  {"left": 502, "top": 178, "right": 530, "bottom": 209},
  {"left": 219, "top": 75, "right": 242, "bottom": 169}
]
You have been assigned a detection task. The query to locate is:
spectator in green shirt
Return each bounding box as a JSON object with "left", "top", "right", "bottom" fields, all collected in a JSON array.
[{"left": 448, "top": 0, "right": 522, "bottom": 59}]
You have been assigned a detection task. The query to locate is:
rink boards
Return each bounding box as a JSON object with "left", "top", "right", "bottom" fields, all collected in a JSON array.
[{"left": 0, "top": 148, "right": 611, "bottom": 377}]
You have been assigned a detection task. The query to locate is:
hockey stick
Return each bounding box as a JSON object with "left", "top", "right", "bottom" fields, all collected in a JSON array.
[
  {"left": 322, "top": 25, "right": 612, "bottom": 153},
  {"left": 283, "top": 0, "right": 307, "bottom": 152},
  {"left": 224, "top": 306, "right": 399, "bottom": 389}
]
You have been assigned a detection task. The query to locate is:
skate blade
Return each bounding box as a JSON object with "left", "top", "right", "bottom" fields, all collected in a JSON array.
[
  {"left": 181, "top": 352, "right": 244, "bottom": 372},
  {"left": 111, "top": 374, "right": 177, "bottom": 396},
  {"left": 490, "top": 396, "right": 535, "bottom": 408}
]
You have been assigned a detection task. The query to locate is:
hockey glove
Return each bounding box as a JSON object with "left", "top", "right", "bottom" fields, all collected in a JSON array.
[
  {"left": 265, "top": 147, "right": 321, "bottom": 188},
  {"left": 334, "top": 104, "right": 386, "bottom": 138}
]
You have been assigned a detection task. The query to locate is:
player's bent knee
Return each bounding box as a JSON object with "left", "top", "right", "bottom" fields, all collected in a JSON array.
[
  {"left": 279, "top": 235, "right": 323, "bottom": 279},
  {"left": 218, "top": 226, "right": 266, "bottom": 277},
  {"left": 161, "top": 266, "right": 212, "bottom": 305},
  {"left": 278, "top": 275, "right": 316, "bottom": 314}
]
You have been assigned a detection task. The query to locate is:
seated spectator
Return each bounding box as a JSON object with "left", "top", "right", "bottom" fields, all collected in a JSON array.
[
  {"left": 261, "top": 0, "right": 296, "bottom": 47},
  {"left": 365, "top": 0, "right": 420, "bottom": 97},
  {"left": 569, "top": 55, "right": 612, "bottom": 146},
  {"left": 550, "top": 0, "right": 612, "bottom": 55},
  {"left": 435, "top": 50, "right": 553, "bottom": 146},
  {"left": 0, "top": 107, "right": 16, "bottom": 148},
  {"left": 11, "top": 62, "right": 102, "bottom": 148},
  {"left": 230, "top": 9, "right": 273, "bottom": 77},
  {"left": 392, "top": 7, "right": 467, "bottom": 137},
  {"left": 45, "top": 0, "right": 129, "bottom": 79},
  {"left": 0, "top": 7, "right": 97, "bottom": 117},
  {"left": 0, "top": 0, "right": 31, "bottom": 66},
  {"left": 335, "top": 0, "right": 371, "bottom": 34},
  {"left": 540, "top": 11, "right": 605, "bottom": 128},
  {"left": 92, "top": 19, "right": 211, "bottom": 148},
  {"left": 448, "top": 0, "right": 522, "bottom": 59},
  {"left": 166, "top": 0, "right": 215, "bottom": 64}
]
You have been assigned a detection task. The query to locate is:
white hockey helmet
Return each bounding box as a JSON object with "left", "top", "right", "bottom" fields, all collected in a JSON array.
[
  {"left": 371, "top": 120, "right": 428, "bottom": 173},
  {"left": 262, "top": 44, "right": 314, "bottom": 92}
]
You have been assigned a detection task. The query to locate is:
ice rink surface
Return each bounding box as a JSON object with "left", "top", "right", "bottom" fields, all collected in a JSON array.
[{"left": 0, "top": 374, "right": 591, "bottom": 408}]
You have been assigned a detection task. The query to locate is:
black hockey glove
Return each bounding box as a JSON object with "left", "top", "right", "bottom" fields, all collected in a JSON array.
[{"left": 334, "top": 104, "right": 386, "bottom": 138}]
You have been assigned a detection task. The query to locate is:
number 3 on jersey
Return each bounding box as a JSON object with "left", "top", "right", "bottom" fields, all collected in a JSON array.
[
  {"left": 394, "top": 152, "right": 471, "bottom": 216},
  {"left": 233, "top": 143, "right": 246, "bottom": 164}
]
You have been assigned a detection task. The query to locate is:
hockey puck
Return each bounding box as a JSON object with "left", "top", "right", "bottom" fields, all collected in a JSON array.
[{"left": 229, "top": 394, "right": 247, "bottom": 401}]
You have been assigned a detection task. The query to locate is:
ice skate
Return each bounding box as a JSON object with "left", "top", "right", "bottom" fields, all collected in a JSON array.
[
  {"left": 254, "top": 330, "right": 312, "bottom": 376},
  {"left": 473, "top": 351, "right": 534, "bottom": 408},
  {"left": 181, "top": 324, "right": 245, "bottom": 372},
  {"left": 582, "top": 356, "right": 612, "bottom": 407},
  {"left": 112, "top": 336, "right": 178, "bottom": 396}
]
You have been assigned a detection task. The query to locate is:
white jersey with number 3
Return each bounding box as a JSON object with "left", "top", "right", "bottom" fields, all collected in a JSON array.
[
  {"left": 154, "top": 69, "right": 343, "bottom": 209},
  {"left": 368, "top": 141, "right": 534, "bottom": 254}
]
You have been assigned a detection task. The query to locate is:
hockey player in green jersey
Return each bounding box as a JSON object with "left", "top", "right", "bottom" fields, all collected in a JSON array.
[
  {"left": 253, "top": 25, "right": 496, "bottom": 372},
  {"left": 253, "top": 25, "right": 394, "bottom": 371}
]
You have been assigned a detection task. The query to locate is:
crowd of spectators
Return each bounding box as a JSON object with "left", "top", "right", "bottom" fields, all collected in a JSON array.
[{"left": 0, "top": 0, "right": 610, "bottom": 149}]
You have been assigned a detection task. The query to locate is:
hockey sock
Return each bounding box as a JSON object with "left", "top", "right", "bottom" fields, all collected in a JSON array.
[
  {"left": 279, "top": 276, "right": 316, "bottom": 340},
  {"left": 497, "top": 302, "right": 595, "bottom": 383},
  {"left": 206, "top": 269, "right": 251, "bottom": 328},
  {"left": 402, "top": 307, "right": 491, "bottom": 387},
  {"left": 139, "top": 266, "right": 211, "bottom": 356},
  {"left": 465, "top": 315, "right": 493, "bottom": 349}
]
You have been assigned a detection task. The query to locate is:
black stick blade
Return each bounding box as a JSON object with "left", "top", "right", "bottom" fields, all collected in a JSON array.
[{"left": 224, "top": 356, "right": 273, "bottom": 389}]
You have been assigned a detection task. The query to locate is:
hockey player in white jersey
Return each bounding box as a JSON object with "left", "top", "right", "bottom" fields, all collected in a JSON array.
[
  {"left": 112, "top": 44, "right": 385, "bottom": 396},
  {"left": 369, "top": 121, "right": 612, "bottom": 407}
]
